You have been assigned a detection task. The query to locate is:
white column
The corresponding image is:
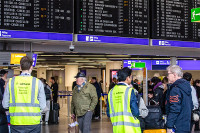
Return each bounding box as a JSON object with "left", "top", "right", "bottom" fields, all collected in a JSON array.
[
  {"left": 37, "top": 68, "right": 46, "bottom": 79},
  {"left": 65, "top": 65, "right": 78, "bottom": 91},
  {"left": 106, "top": 61, "right": 122, "bottom": 92},
  {"left": 170, "top": 57, "right": 177, "bottom": 65}
]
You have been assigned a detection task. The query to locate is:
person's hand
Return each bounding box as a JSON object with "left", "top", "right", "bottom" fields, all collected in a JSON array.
[
  {"left": 167, "top": 129, "right": 174, "bottom": 133},
  {"left": 148, "top": 94, "right": 153, "bottom": 98},
  {"left": 71, "top": 114, "right": 76, "bottom": 121}
]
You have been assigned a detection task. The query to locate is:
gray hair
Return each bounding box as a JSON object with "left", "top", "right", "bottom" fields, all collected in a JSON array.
[{"left": 167, "top": 65, "right": 183, "bottom": 77}]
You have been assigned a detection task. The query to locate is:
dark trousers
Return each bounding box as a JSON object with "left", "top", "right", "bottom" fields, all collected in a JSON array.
[
  {"left": 77, "top": 111, "right": 93, "bottom": 133},
  {"left": 11, "top": 124, "right": 41, "bottom": 133},
  {"left": 0, "top": 124, "right": 8, "bottom": 133},
  {"left": 53, "top": 95, "right": 58, "bottom": 103},
  {"left": 195, "top": 121, "right": 200, "bottom": 131},
  {"left": 94, "top": 100, "right": 100, "bottom": 117}
]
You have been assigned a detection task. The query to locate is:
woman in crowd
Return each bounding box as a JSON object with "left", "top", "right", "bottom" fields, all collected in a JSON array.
[{"left": 148, "top": 77, "right": 164, "bottom": 107}]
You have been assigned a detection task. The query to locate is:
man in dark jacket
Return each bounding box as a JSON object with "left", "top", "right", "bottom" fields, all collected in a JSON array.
[
  {"left": 50, "top": 77, "right": 58, "bottom": 103},
  {"left": 91, "top": 77, "right": 102, "bottom": 119},
  {"left": 109, "top": 77, "right": 117, "bottom": 92},
  {"left": 166, "top": 65, "right": 193, "bottom": 133},
  {"left": 0, "top": 70, "right": 8, "bottom": 95},
  {"left": 0, "top": 87, "right": 8, "bottom": 133}
]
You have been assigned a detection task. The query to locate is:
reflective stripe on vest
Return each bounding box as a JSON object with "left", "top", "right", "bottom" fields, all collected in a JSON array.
[
  {"left": 10, "top": 112, "right": 41, "bottom": 116},
  {"left": 10, "top": 77, "right": 39, "bottom": 107},
  {"left": 9, "top": 76, "right": 41, "bottom": 125},
  {"left": 112, "top": 122, "right": 140, "bottom": 127},
  {"left": 108, "top": 86, "right": 141, "bottom": 133},
  {"left": 109, "top": 87, "right": 139, "bottom": 127},
  {"left": 110, "top": 87, "right": 135, "bottom": 118}
]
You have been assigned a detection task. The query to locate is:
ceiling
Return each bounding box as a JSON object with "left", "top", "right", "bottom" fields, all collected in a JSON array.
[
  {"left": 32, "top": 53, "right": 197, "bottom": 70},
  {"left": 0, "top": 39, "right": 200, "bottom": 70}
]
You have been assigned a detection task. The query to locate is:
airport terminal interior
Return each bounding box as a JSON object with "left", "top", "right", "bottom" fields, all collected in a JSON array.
[{"left": 1, "top": 0, "right": 200, "bottom": 132}]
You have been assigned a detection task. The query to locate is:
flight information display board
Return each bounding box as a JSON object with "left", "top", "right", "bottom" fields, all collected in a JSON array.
[
  {"left": 0, "top": 0, "right": 73, "bottom": 33},
  {"left": 151, "top": 0, "right": 200, "bottom": 41},
  {"left": 75, "top": 0, "right": 149, "bottom": 38}
]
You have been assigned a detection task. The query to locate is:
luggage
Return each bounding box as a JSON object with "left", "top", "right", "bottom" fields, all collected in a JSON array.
[
  {"left": 49, "top": 110, "right": 59, "bottom": 124},
  {"left": 49, "top": 101, "right": 59, "bottom": 124},
  {"left": 143, "top": 129, "right": 166, "bottom": 133},
  {"left": 144, "top": 106, "right": 165, "bottom": 129},
  {"left": 53, "top": 103, "right": 60, "bottom": 110}
]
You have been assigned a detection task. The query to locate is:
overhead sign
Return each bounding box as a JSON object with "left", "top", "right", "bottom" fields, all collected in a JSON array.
[
  {"left": 10, "top": 53, "right": 27, "bottom": 65},
  {"left": 152, "top": 60, "right": 179, "bottom": 65},
  {"left": 32, "top": 54, "right": 37, "bottom": 67},
  {"left": 123, "top": 60, "right": 152, "bottom": 70},
  {"left": 75, "top": 0, "right": 149, "bottom": 38},
  {"left": 131, "top": 62, "right": 146, "bottom": 68},
  {"left": 77, "top": 35, "right": 149, "bottom": 45},
  {"left": 191, "top": 8, "right": 200, "bottom": 22},
  {"left": 152, "top": 39, "right": 200, "bottom": 48},
  {"left": 0, "top": 30, "right": 73, "bottom": 41}
]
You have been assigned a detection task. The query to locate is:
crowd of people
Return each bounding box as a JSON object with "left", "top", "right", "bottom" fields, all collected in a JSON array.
[
  {"left": 105, "top": 65, "right": 200, "bottom": 133},
  {"left": 1, "top": 56, "right": 200, "bottom": 133}
]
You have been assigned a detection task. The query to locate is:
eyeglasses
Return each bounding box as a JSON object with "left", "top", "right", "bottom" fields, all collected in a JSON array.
[{"left": 168, "top": 73, "right": 173, "bottom": 75}]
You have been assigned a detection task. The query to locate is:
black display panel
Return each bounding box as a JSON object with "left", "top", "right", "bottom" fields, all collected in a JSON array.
[
  {"left": 75, "top": 0, "right": 149, "bottom": 38},
  {"left": 0, "top": 0, "right": 73, "bottom": 33},
  {"left": 151, "top": 0, "right": 200, "bottom": 41}
]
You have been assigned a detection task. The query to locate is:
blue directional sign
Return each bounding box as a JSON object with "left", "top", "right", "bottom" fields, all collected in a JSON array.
[
  {"left": 0, "top": 30, "right": 73, "bottom": 41},
  {"left": 77, "top": 35, "right": 149, "bottom": 45},
  {"left": 152, "top": 39, "right": 200, "bottom": 48}
]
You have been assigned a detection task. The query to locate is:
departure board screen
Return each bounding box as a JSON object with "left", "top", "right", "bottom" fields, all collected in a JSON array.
[
  {"left": 151, "top": 0, "right": 200, "bottom": 41},
  {"left": 75, "top": 0, "right": 149, "bottom": 38},
  {"left": 0, "top": 0, "right": 73, "bottom": 33}
]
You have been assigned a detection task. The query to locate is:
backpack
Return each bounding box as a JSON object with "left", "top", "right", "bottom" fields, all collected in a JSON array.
[{"left": 44, "top": 84, "right": 51, "bottom": 100}]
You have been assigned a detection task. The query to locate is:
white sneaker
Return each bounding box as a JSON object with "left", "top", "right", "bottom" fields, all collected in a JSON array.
[
  {"left": 45, "top": 121, "right": 48, "bottom": 125},
  {"left": 40, "top": 121, "right": 43, "bottom": 124},
  {"left": 94, "top": 116, "right": 99, "bottom": 120}
]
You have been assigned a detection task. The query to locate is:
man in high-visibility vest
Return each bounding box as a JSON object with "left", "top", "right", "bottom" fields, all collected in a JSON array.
[
  {"left": 3, "top": 56, "right": 46, "bottom": 133},
  {"left": 106, "top": 67, "right": 141, "bottom": 133}
]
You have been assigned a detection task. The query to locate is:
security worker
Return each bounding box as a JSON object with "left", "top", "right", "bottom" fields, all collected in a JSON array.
[
  {"left": 106, "top": 67, "right": 141, "bottom": 133},
  {"left": 3, "top": 56, "right": 46, "bottom": 133}
]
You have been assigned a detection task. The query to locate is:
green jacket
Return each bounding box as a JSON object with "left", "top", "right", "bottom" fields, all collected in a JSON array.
[{"left": 71, "top": 82, "right": 98, "bottom": 117}]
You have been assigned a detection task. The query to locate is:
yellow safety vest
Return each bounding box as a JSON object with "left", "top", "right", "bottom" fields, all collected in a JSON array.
[
  {"left": 108, "top": 85, "right": 141, "bottom": 133},
  {"left": 9, "top": 76, "right": 41, "bottom": 125}
]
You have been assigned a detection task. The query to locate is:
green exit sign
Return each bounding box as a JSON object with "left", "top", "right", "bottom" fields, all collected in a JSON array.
[
  {"left": 191, "top": 8, "right": 200, "bottom": 22},
  {"left": 131, "top": 62, "right": 146, "bottom": 68}
]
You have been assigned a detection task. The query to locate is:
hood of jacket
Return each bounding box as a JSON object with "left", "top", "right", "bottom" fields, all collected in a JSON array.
[{"left": 170, "top": 78, "right": 191, "bottom": 96}]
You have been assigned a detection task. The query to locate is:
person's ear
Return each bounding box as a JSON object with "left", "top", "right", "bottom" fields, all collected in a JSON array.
[
  {"left": 29, "top": 66, "right": 33, "bottom": 72},
  {"left": 126, "top": 76, "right": 129, "bottom": 81}
]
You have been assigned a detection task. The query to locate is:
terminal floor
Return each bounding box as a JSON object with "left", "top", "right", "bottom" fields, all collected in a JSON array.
[{"left": 41, "top": 103, "right": 200, "bottom": 133}]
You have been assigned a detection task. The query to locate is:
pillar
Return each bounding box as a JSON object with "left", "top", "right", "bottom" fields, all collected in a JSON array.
[
  {"left": 37, "top": 68, "right": 46, "bottom": 79},
  {"left": 106, "top": 61, "right": 122, "bottom": 92},
  {"left": 65, "top": 65, "right": 78, "bottom": 91},
  {"left": 14, "top": 70, "right": 21, "bottom": 76},
  {"left": 170, "top": 57, "right": 177, "bottom": 65}
]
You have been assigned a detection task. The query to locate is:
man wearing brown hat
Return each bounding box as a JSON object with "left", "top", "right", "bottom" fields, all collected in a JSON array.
[{"left": 71, "top": 72, "right": 98, "bottom": 133}]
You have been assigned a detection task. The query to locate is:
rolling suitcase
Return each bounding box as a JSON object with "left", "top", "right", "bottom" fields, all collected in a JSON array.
[
  {"left": 49, "top": 101, "right": 59, "bottom": 124},
  {"left": 143, "top": 129, "right": 166, "bottom": 133},
  {"left": 49, "top": 110, "right": 59, "bottom": 124}
]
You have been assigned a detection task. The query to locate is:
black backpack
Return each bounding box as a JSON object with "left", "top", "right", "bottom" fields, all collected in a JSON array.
[
  {"left": 144, "top": 106, "right": 165, "bottom": 129},
  {"left": 44, "top": 84, "right": 51, "bottom": 100}
]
